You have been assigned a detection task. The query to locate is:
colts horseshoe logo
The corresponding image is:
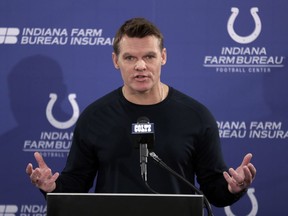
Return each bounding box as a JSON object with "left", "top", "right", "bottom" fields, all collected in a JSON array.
[
  {"left": 46, "top": 93, "right": 80, "bottom": 129},
  {"left": 227, "top": 7, "right": 262, "bottom": 44},
  {"left": 224, "top": 188, "right": 258, "bottom": 216}
]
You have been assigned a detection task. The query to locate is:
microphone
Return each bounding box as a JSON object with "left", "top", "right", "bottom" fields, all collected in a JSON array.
[
  {"left": 131, "top": 116, "right": 155, "bottom": 182},
  {"left": 132, "top": 117, "right": 213, "bottom": 215}
]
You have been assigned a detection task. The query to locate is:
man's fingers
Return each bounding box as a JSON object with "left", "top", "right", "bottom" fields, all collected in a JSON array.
[
  {"left": 30, "top": 167, "right": 41, "bottom": 182},
  {"left": 34, "top": 152, "right": 48, "bottom": 168},
  {"left": 243, "top": 166, "right": 253, "bottom": 183},
  {"left": 41, "top": 168, "right": 53, "bottom": 180},
  {"left": 248, "top": 163, "right": 257, "bottom": 179},
  {"left": 241, "top": 153, "right": 253, "bottom": 166},
  {"left": 228, "top": 168, "right": 244, "bottom": 184},
  {"left": 28, "top": 152, "right": 58, "bottom": 192},
  {"left": 223, "top": 171, "right": 233, "bottom": 184},
  {"left": 36, "top": 171, "right": 59, "bottom": 192},
  {"left": 50, "top": 172, "right": 60, "bottom": 182},
  {"left": 224, "top": 154, "right": 256, "bottom": 194},
  {"left": 26, "top": 163, "right": 33, "bottom": 175},
  {"left": 243, "top": 163, "right": 257, "bottom": 183}
]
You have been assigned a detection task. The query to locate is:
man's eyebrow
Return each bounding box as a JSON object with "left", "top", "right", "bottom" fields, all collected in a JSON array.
[
  {"left": 122, "top": 52, "right": 132, "bottom": 57},
  {"left": 145, "top": 51, "right": 157, "bottom": 56},
  {"left": 122, "top": 51, "right": 157, "bottom": 56}
]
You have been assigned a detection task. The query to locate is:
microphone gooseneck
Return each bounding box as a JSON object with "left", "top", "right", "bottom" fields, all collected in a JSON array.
[{"left": 149, "top": 152, "right": 214, "bottom": 216}]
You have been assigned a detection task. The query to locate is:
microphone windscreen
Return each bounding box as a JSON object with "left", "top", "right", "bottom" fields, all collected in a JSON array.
[
  {"left": 137, "top": 116, "right": 150, "bottom": 123},
  {"left": 132, "top": 116, "right": 154, "bottom": 149}
]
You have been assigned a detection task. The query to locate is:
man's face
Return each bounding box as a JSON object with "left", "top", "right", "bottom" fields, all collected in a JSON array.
[{"left": 112, "top": 35, "right": 166, "bottom": 94}]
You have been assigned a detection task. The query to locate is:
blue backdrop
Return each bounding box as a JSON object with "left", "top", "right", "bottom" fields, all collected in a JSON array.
[{"left": 0, "top": 0, "right": 287, "bottom": 215}]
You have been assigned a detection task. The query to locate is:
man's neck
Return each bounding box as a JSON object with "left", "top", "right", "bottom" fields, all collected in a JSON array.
[{"left": 122, "top": 83, "right": 168, "bottom": 105}]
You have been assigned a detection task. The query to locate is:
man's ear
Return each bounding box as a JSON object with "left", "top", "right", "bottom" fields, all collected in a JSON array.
[
  {"left": 112, "top": 52, "right": 119, "bottom": 69},
  {"left": 161, "top": 48, "right": 167, "bottom": 65}
]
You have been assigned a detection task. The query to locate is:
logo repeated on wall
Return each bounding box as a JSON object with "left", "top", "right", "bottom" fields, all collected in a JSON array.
[
  {"left": 217, "top": 121, "right": 288, "bottom": 139},
  {"left": 0, "top": 27, "right": 113, "bottom": 46},
  {"left": 0, "top": 205, "right": 18, "bottom": 216},
  {"left": 46, "top": 93, "right": 79, "bottom": 129},
  {"left": 0, "top": 204, "right": 47, "bottom": 216},
  {"left": 224, "top": 188, "right": 258, "bottom": 216},
  {"left": 203, "top": 6, "right": 285, "bottom": 74},
  {"left": 22, "top": 93, "right": 79, "bottom": 158},
  {"left": 0, "top": 28, "right": 20, "bottom": 44},
  {"left": 227, "top": 7, "right": 261, "bottom": 44}
]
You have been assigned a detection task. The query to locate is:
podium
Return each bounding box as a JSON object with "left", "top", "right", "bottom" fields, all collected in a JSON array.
[{"left": 47, "top": 193, "right": 204, "bottom": 216}]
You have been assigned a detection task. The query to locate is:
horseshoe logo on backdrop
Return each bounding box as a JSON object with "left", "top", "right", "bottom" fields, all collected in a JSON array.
[
  {"left": 46, "top": 93, "right": 80, "bottom": 129},
  {"left": 224, "top": 188, "right": 258, "bottom": 216},
  {"left": 227, "top": 7, "right": 262, "bottom": 44}
]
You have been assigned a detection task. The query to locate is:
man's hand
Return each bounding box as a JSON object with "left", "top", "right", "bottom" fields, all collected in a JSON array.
[
  {"left": 223, "top": 153, "right": 256, "bottom": 194},
  {"left": 26, "top": 152, "right": 59, "bottom": 192}
]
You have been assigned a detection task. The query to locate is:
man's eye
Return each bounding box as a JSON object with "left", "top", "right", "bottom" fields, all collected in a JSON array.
[
  {"left": 125, "top": 56, "right": 135, "bottom": 61},
  {"left": 145, "top": 55, "right": 155, "bottom": 60}
]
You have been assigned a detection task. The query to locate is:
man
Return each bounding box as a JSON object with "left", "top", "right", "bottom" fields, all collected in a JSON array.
[{"left": 26, "top": 17, "right": 256, "bottom": 207}]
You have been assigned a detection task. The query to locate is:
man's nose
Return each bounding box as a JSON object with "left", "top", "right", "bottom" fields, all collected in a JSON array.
[{"left": 134, "top": 59, "right": 146, "bottom": 71}]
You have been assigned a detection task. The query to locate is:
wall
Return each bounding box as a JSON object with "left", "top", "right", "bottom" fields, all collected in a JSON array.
[{"left": 0, "top": 0, "right": 287, "bottom": 215}]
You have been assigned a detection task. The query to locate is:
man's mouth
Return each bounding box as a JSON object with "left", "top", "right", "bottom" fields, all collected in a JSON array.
[{"left": 136, "top": 75, "right": 146, "bottom": 78}]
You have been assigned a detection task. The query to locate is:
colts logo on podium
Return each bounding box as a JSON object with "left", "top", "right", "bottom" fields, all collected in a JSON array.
[
  {"left": 46, "top": 93, "right": 80, "bottom": 129},
  {"left": 227, "top": 7, "right": 262, "bottom": 44}
]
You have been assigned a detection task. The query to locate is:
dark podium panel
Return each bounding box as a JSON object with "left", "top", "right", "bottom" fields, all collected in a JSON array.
[{"left": 47, "top": 193, "right": 204, "bottom": 216}]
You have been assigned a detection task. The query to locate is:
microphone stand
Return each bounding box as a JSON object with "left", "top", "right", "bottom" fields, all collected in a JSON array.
[
  {"left": 149, "top": 152, "right": 214, "bottom": 216},
  {"left": 139, "top": 143, "right": 148, "bottom": 182},
  {"left": 139, "top": 143, "right": 159, "bottom": 194}
]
